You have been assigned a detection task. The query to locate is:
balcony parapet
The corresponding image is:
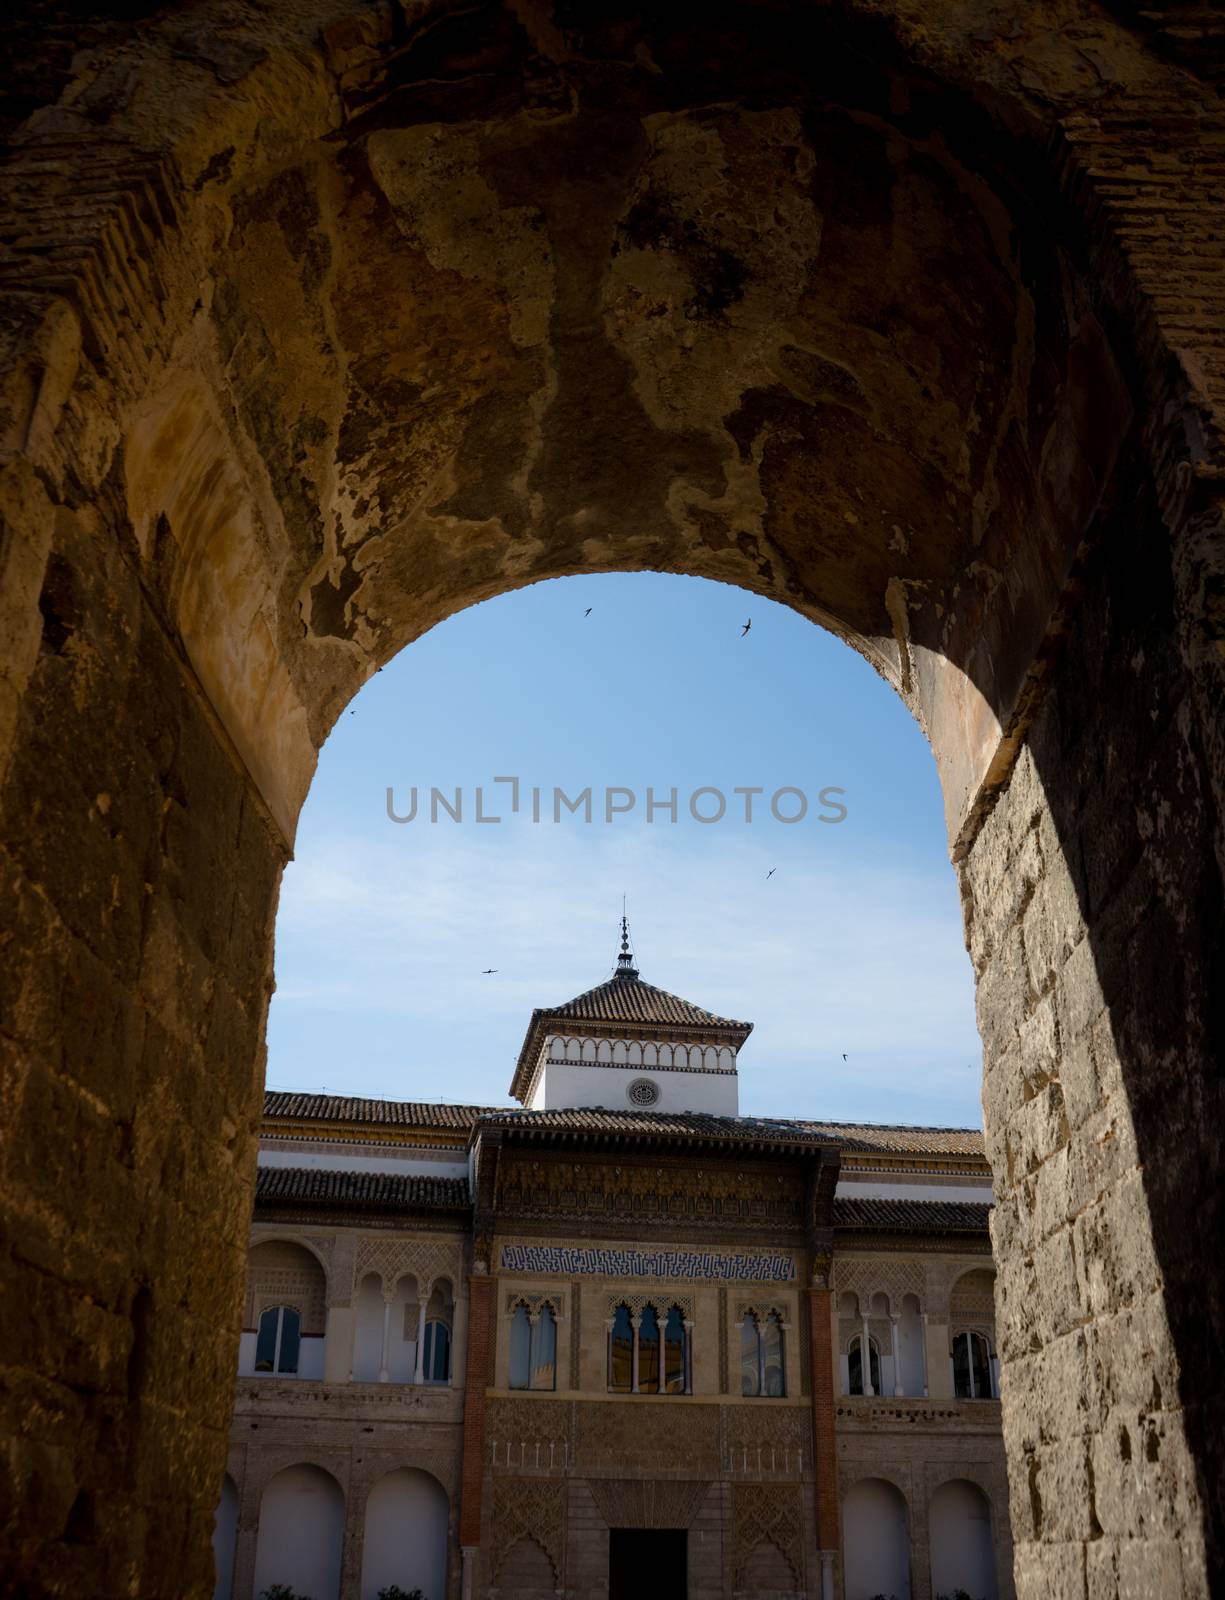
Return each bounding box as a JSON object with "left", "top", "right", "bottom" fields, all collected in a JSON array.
[{"left": 835, "top": 1395, "right": 1002, "bottom": 1431}]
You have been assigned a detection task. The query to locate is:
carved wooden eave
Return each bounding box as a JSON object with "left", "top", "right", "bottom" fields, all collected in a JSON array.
[{"left": 470, "top": 1110, "right": 842, "bottom": 1162}]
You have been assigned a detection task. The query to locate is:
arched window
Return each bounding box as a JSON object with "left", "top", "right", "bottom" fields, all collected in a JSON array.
[
  {"left": 848, "top": 1333, "right": 881, "bottom": 1397},
  {"left": 761, "top": 1312, "right": 785, "bottom": 1397},
  {"left": 952, "top": 1330, "right": 995, "bottom": 1399},
  {"left": 532, "top": 1305, "right": 557, "bottom": 1391},
  {"left": 509, "top": 1303, "right": 532, "bottom": 1390},
  {"left": 741, "top": 1311, "right": 786, "bottom": 1398},
  {"left": 609, "top": 1304, "right": 633, "bottom": 1392},
  {"left": 423, "top": 1318, "right": 450, "bottom": 1382},
  {"left": 663, "top": 1307, "right": 687, "bottom": 1395},
  {"left": 638, "top": 1305, "right": 661, "bottom": 1393},
  {"left": 608, "top": 1303, "right": 689, "bottom": 1395},
  {"left": 254, "top": 1305, "right": 300, "bottom": 1374},
  {"left": 741, "top": 1314, "right": 762, "bottom": 1397}
]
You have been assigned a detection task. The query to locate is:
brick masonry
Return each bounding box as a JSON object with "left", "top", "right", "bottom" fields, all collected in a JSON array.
[{"left": 0, "top": 3, "right": 1222, "bottom": 1596}]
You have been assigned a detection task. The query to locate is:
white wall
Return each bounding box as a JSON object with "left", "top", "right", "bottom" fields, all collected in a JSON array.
[
  {"left": 532, "top": 1058, "right": 739, "bottom": 1116},
  {"left": 929, "top": 1479, "right": 997, "bottom": 1600},
  {"left": 253, "top": 1465, "right": 344, "bottom": 1600},
  {"left": 211, "top": 1474, "right": 237, "bottom": 1600},
  {"left": 898, "top": 1297, "right": 927, "bottom": 1396},
  {"left": 835, "top": 1180, "right": 995, "bottom": 1202},
  {"left": 237, "top": 1329, "right": 324, "bottom": 1380},
  {"left": 387, "top": 1279, "right": 419, "bottom": 1383},
  {"left": 258, "top": 1146, "right": 469, "bottom": 1178},
  {"left": 352, "top": 1274, "right": 384, "bottom": 1382},
  {"left": 843, "top": 1477, "right": 910, "bottom": 1600},
  {"left": 360, "top": 1468, "right": 449, "bottom": 1600}
]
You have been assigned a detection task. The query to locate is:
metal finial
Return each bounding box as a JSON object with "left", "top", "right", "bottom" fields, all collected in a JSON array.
[{"left": 615, "top": 902, "right": 638, "bottom": 978}]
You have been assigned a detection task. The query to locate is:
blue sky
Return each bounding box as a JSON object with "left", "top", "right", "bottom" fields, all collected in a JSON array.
[{"left": 266, "top": 572, "right": 984, "bottom": 1128}]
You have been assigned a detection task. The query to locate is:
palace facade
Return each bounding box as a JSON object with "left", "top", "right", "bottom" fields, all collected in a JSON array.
[{"left": 216, "top": 932, "right": 1011, "bottom": 1600}]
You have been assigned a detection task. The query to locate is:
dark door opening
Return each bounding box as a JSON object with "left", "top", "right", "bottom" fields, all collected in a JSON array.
[{"left": 609, "top": 1528, "right": 687, "bottom": 1599}]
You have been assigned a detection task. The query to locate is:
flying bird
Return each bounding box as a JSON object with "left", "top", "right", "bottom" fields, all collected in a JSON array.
[
  {"left": 585, "top": 607, "right": 592, "bottom": 616},
  {"left": 766, "top": 868, "right": 776, "bottom": 880},
  {"left": 741, "top": 618, "right": 752, "bottom": 637},
  {"left": 842, "top": 1053, "right": 847, "bottom": 1061},
  {"left": 481, "top": 968, "right": 498, "bottom": 974}
]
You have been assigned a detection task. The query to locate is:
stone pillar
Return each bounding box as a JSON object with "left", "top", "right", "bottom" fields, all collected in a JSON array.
[
  {"left": 890, "top": 1315, "right": 903, "bottom": 1396},
  {"left": 924, "top": 1319, "right": 951, "bottom": 1399},
  {"left": 458, "top": 1274, "right": 494, "bottom": 1555},
  {"left": 631, "top": 1310, "right": 640, "bottom": 1394},
  {"left": 379, "top": 1292, "right": 392, "bottom": 1383},
  {"left": 805, "top": 1286, "right": 840, "bottom": 1586},
  {"left": 324, "top": 1304, "right": 353, "bottom": 1385},
  {"left": 920, "top": 1312, "right": 930, "bottom": 1397},
  {"left": 461, "top": 1544, "right": 478, "bottom": 1600},
  {"left": 414, "top": 1297, "right": 427, "bottom": 1384},
  {"left": 819, "top": 1548, "right": 836, "bottom": 1600},
  {"left": 684, "top": 1318, "right": 694, "bottom": 1395},
  {"left": 450, "top": 1289, "right": 468, "bottom": 1390},
  {"left": 860, "top": 1316, "right": 873, "bottom": 1396}
]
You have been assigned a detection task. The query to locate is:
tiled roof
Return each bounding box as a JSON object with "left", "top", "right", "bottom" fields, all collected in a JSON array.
[
  {"left": 483, "top": 1107, "right": 836, "bottom": 1153},
  {"left": 262, "top": 1091, "right": 983, "bottom": 1159},
  {"left": 510, "top": 970, "right": 752, "bottom": 1100},
  {"left": 799, "top": 1122, "right": 985, "bottom": 1157},
  {"left": 548, "top": 973, "right": 752, "bottom": 1032},
  {"left": 263, "top": 1093, "right": 500, "bottom": 1128},
  {"left": 833, "top": 1196, "right": 992, "bottom": 1231},
  {"left": 479, "top": 1107, "right": 984, "bottom": 1158},
  {"left": 255, "top": 1166, "right": 470, "bottom": 1209}
]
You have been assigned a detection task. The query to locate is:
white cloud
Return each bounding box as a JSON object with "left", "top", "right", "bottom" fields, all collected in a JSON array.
[{"left": 268, "top": 816, "right": 983, "bottom": 1128}]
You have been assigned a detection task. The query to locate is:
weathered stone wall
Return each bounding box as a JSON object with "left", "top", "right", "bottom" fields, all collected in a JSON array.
[
  {"left": 962, "top": 462, "right": 1223, "bottom": 1597},
  {"left": 1, "top": 3, "right": 1223, "bottom": 1596}
]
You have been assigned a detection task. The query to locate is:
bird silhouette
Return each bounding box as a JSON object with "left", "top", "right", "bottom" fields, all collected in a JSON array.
[
  {"left": 741, "top": 618, "right": 752, "bottom": 636},
  {"left": 766, "top": 868, "right": 776, "bottom": 879},
  {"left": 584, "top": 607, "right": 592, "bottom": 616},
  {"left": 481, "top": 968, "right": 498, "bottom": 974},
  {"left": 842, "top": 1053, "right": 847, "bottom": 1061}
]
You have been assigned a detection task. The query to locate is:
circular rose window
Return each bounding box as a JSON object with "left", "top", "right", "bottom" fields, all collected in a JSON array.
[{"left": 626, "top": 1078, "right": 660, "bottom": 1108}]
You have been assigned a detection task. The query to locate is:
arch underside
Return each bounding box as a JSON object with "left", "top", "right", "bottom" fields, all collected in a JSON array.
[
  {"left": 1, "top": 4, "right": 1223, "bottom": 1598},
  {"left": 113, "top": 0, "right": 1134, "bottom": 846}
]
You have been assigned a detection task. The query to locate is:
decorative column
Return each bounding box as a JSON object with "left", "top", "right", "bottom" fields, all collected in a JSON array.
[
  {"left": 921, "top": 1312, "right": 930, "bottom": 1397},
  {"left": 605, "top": 1317, "right": 616, "bottom": 1388},
  {"left": 631, "top": 1310, "right": 641, "bottom": 1394},
  {"left": 684, "top": 1318, "right": 694, "bottom": 1395},
  {"left": 459, "top": 1125, "right": 501, "bottom": 1595},
  {"left": 890, "top": 1314, "right": 903, "bottom": 1396},
  {"left": 458, "top": 1274, "right": 494, "bottom": 1574},
  {"left": 379, "top": 1291, "right": 392, "bottom": 1384},
  {"left": 807, "top": 1285, "right": 840, "bottom": 1581},
  {"left": 861, "top": 1315, "right": 874, "bottom": 1396},
  {"left": 819, "top": 1549, "right": 836, "bottom": 1600},
  {"left": 527, "top": 1308, "right": 539, "bottom": 1389},
  {"left": 804, "top": 1147, "right": 841, "bottom": 1597},
  {"left": 414, "top": 1297, "right": 427, "bottom": 1384},
  {"left": 658, "top": 1316, "right": 666, "bottom": 1396}
]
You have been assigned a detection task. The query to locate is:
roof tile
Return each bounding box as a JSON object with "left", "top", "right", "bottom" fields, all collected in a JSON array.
[
  {"left": 255, "top": 1165, "right": 470, "bottom": 1209},
  {"left": 833, "top": 1196, "right": 992, "bottom": 1231},
  {"left": 547, "top": 974, "right": 752, "bottom": 1031},
  {"left": 263, "top": 1092, "right": 498, "bottom": 1128}
]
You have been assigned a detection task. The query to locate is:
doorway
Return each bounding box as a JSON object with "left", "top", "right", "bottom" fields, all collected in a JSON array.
[{"left": 609, "top": 1528, "right": 687, "bottom": 1599}]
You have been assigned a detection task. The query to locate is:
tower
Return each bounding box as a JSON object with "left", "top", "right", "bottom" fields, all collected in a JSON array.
[{"left": 508, "top": 918, "right": 753, "bottom": 1115}]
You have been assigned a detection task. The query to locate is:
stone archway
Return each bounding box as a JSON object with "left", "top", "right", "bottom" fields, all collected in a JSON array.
[{"left": 1, "top": 4, "right": 1221, "bottom": 1597}]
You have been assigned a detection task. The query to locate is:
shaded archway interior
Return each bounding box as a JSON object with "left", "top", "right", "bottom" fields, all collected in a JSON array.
[
  {"left": 121, "top": 0, "right": 1132, "bottom": 849},
  {"left": 3, "top": 3, "right": 1222, "bottom": 1597}
]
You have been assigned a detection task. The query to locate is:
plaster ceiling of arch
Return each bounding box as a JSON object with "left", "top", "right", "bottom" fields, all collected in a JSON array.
[{"left": 111, "top": 0, "right": 1136, "bottom": 843}]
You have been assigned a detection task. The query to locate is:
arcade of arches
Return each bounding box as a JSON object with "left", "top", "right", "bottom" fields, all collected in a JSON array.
[{"left": 0, "top": 2, "right": 1222, "bottom": 1597}]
